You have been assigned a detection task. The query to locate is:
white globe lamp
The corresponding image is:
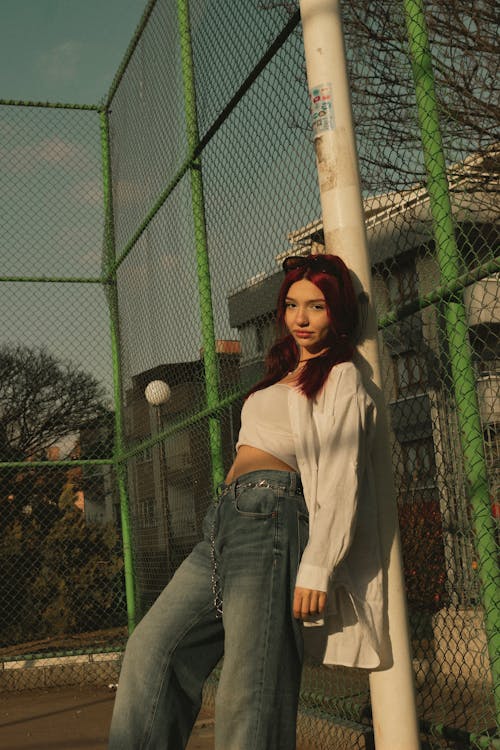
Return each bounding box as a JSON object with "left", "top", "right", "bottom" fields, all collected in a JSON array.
[{"left": 145, "top": 380, "right": 171, "bottom": 406}]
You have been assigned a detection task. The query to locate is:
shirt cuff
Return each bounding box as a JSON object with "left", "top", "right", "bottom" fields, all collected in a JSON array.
[{"left": 295, "top": 562, "right": 329, "bottom": 592}]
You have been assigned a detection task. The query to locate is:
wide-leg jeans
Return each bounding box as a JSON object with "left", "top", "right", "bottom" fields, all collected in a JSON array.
[{"left": 108, "top": 469, "right": 309, "bottom": 750}]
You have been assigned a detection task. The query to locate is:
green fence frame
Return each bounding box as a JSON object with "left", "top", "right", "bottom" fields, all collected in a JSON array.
[
  {"left": 403, "top": 0, "right": 500, "bottom": 723},
  {"left": 0, "top": 0, "right": 498, "bottom": 746}
]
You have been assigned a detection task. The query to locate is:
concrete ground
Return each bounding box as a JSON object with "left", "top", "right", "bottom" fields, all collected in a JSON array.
[{"left": 0, "top": 686, "right": 215, "bottom": 750}]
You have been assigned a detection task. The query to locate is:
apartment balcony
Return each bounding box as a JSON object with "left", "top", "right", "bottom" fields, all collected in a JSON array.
[
  {"left": 476, "top": 375, "right": 500, "bottom": 426},
  {"left": 167, "top": 451, "right": 192, "bottom": 475},
  {"left": 463, "top": 277, "right": 500, "bottom": 327}
]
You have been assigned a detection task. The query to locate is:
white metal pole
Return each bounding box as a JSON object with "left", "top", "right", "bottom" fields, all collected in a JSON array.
[{"left": 298, "top": 1, "right": 421, "bottom": 748}]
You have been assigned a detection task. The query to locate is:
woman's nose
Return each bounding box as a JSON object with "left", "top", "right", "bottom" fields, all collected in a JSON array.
[{"left": 296, "top": 308, "right": 309, "bottom": 325}]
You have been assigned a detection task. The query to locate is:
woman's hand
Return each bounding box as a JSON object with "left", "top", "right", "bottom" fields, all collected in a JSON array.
[{"left": 293, "top": 587, "right": 327, "bottom": 619}]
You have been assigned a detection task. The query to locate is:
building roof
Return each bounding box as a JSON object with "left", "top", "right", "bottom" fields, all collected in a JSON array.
[{"left": 228, "top": 145, "right": 499, "bottom": 323}]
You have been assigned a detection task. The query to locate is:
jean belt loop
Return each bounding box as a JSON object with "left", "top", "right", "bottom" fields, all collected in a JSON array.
[
  {"left": 226, "top": 478, "right": 235, "bottom": 501},
  {"left": 293, "top": 473, "right": 303, "bottom": 495},
  {"left": 216, "top": 481, "right": 228, "bottom": 501}
]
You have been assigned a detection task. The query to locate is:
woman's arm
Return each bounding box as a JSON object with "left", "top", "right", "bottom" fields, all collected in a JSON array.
[{"left": 295, "top": 366, "right": 374, "bottom": 594}]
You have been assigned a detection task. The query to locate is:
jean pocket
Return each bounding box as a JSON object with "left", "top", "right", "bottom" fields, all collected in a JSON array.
[{"left": 233, "top": 486, "right": 278, "bottom": 518}]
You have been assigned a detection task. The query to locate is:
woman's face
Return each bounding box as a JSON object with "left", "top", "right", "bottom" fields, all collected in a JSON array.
[{"left": 284, "top": 279, "right": 331, "bottom": 356}]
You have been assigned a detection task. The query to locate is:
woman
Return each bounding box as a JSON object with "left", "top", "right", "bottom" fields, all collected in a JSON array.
[{"left": 108, "top": 254, "right": 384, "bottom": 750}]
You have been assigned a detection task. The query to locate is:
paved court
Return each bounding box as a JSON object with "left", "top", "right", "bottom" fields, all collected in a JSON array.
[{"left": 0, "top": 685, "right": 215, "bottom": 750}]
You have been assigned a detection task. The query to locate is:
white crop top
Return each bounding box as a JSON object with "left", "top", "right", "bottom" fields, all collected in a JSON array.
[{"left": 236, "top": 383, "right": 299, "bottom": 472}]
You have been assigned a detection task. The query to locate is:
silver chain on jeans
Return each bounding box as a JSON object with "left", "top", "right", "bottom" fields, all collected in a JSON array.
[
  {"left": 210, "top": 479, "right": 299, "bottom": 619},
  {"left": 210, "top": 511, "right": 224, "bottom": 619}
]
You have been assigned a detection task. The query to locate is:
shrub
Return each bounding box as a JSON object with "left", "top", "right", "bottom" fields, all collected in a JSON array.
[
  {"left": 0, "top": 503, "right": 125, "bottom": 646},
  {"left": 398, "top": 499, "right": 448, "bottom": 612}
]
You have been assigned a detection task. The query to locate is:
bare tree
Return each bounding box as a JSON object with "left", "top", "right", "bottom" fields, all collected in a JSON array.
[
  {"left": 265, "top": 0, "right": 499, "bottom": 192},
  {"left": 344, "top": 0, "right": 499, "bottom": 191},
  {"left": 0, "top": 344, "right": 108, "bottom": 460}
]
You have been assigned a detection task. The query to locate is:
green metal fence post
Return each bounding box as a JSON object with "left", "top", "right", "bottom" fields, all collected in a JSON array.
[
  {"left": 100, "top": 109, "right": 137, "bottom": 634},
  {"left": 403, "top": 0, "right": 500, "bottom": 720},
  {"left": 177, "top": 0, "right": 224, "bottom": 488}
]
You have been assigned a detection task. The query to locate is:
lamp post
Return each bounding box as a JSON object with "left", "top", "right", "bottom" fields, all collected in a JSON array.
[{"left": 145, "top": 380, "right": 173, "bottom": 580}]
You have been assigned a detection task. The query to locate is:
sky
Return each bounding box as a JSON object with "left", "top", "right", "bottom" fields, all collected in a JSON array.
[
  {"left": 0, "top": 0, "right": 147, "bottom": 105},
  {"left": 0, "top": 1, "right": 150, "bottom": 403},
  {"left": 0, "top": 1, "right": 320, "bottom": 401}
]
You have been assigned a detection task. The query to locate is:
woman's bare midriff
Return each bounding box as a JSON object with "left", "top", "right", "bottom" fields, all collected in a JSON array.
[{"left": 225, "top": 445, "right": 296, "bottom": 484}]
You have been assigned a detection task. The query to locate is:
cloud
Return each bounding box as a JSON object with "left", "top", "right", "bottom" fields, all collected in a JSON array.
[
  {"left": 38, "top": 40, "right": 83, "bottom": 83},
  {"left": 0, "top": 136, "right": 89, "bottom": 174},
  {"left": 50, "top": 222, "right": 103, "bottom": 268},
  {"left": 38, "top": 136, "right": 86, "bottom": 164},
  {"left": 71, "top": 177, "right": 104, "bottom": 207},
  {"left": 0, "top": 119, "right": 17, "bottom": 139}
]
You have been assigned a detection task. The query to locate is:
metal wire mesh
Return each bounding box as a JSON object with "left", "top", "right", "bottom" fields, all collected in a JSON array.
[
  {"left": 0, "top": 103, "right": 127, "bottom": 689},
  {"left": 108, "top": 1, "right": 498, "bottom": 746},
  {"left": 1, "top": 0, "right": 498, "bottom": 747}
]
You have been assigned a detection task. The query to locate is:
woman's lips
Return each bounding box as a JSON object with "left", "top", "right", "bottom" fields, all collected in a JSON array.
[{"left": 294, "top": 331, "right": 313, "bottom": 338}]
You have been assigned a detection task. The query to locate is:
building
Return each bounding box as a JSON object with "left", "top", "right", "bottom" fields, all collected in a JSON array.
[
  {"left": 79, "top": 412, "right": 118, "bottom": 525},
  {"left": 124, "top": 341, "right": 241, "bottom": 612}
]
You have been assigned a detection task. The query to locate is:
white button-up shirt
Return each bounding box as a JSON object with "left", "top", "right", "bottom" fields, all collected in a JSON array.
[{"left": 290, "top": 361, "right": 386, "bottom": 669}]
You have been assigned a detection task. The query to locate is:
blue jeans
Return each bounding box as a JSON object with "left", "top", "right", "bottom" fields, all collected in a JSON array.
[{"left": 108, "top": 470, "right": 309, "bottom": 750}]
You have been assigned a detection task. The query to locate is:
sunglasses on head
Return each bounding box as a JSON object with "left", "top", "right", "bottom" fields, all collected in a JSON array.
[{"left": 282, "top": 255, "right": 343, "bottom": 284}]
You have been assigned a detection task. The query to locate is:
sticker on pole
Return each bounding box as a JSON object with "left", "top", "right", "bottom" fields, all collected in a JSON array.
[{"left": 310, "top": 83, "right": 335, "bottom": 137}]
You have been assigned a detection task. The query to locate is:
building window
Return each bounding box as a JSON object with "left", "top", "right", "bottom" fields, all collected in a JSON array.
[
  {"left": 386, "top": 258, "right": 418, "bottom": 307},
  {"left": 393, "top": 350, "right": 427, "bottom": 398},
  {"left": 165, "top": 431, "right": 191, "bottom": 473},
  {"left": 240, "top": 315, "right": 276, "bottom": 363},
  {"left": 167, "top": 482, "right": 196, "bottom": 537},
  {"left": 136, "top": 445, "right": 153, "bottom": 463},
  {"left": 385, "top": 257, "right": 427, "bottom": 399},
  {"left": 483, "top": 424, "right": 500, "bottom": 500},
  {"left": 399, "top": 437, "right": 437, "bottom": 504},
  {"left": 476, "top": 357, "right": 500, "bottom": 379},
  {"left": 137, "top": 497, "right": 156, "bottom": 528}
]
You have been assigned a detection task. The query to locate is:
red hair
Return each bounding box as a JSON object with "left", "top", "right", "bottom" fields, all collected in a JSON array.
[{"left": 247, "top": 254, "right": 359, "bottom": 400}]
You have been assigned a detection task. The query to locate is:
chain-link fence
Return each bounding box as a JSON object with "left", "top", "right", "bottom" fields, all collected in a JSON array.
[
  {"left": 1, "top": 0, "right": 498, "bottom": 747},
  {"left": 0, "top": 101, "right": 127, "bottom": 690}
]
